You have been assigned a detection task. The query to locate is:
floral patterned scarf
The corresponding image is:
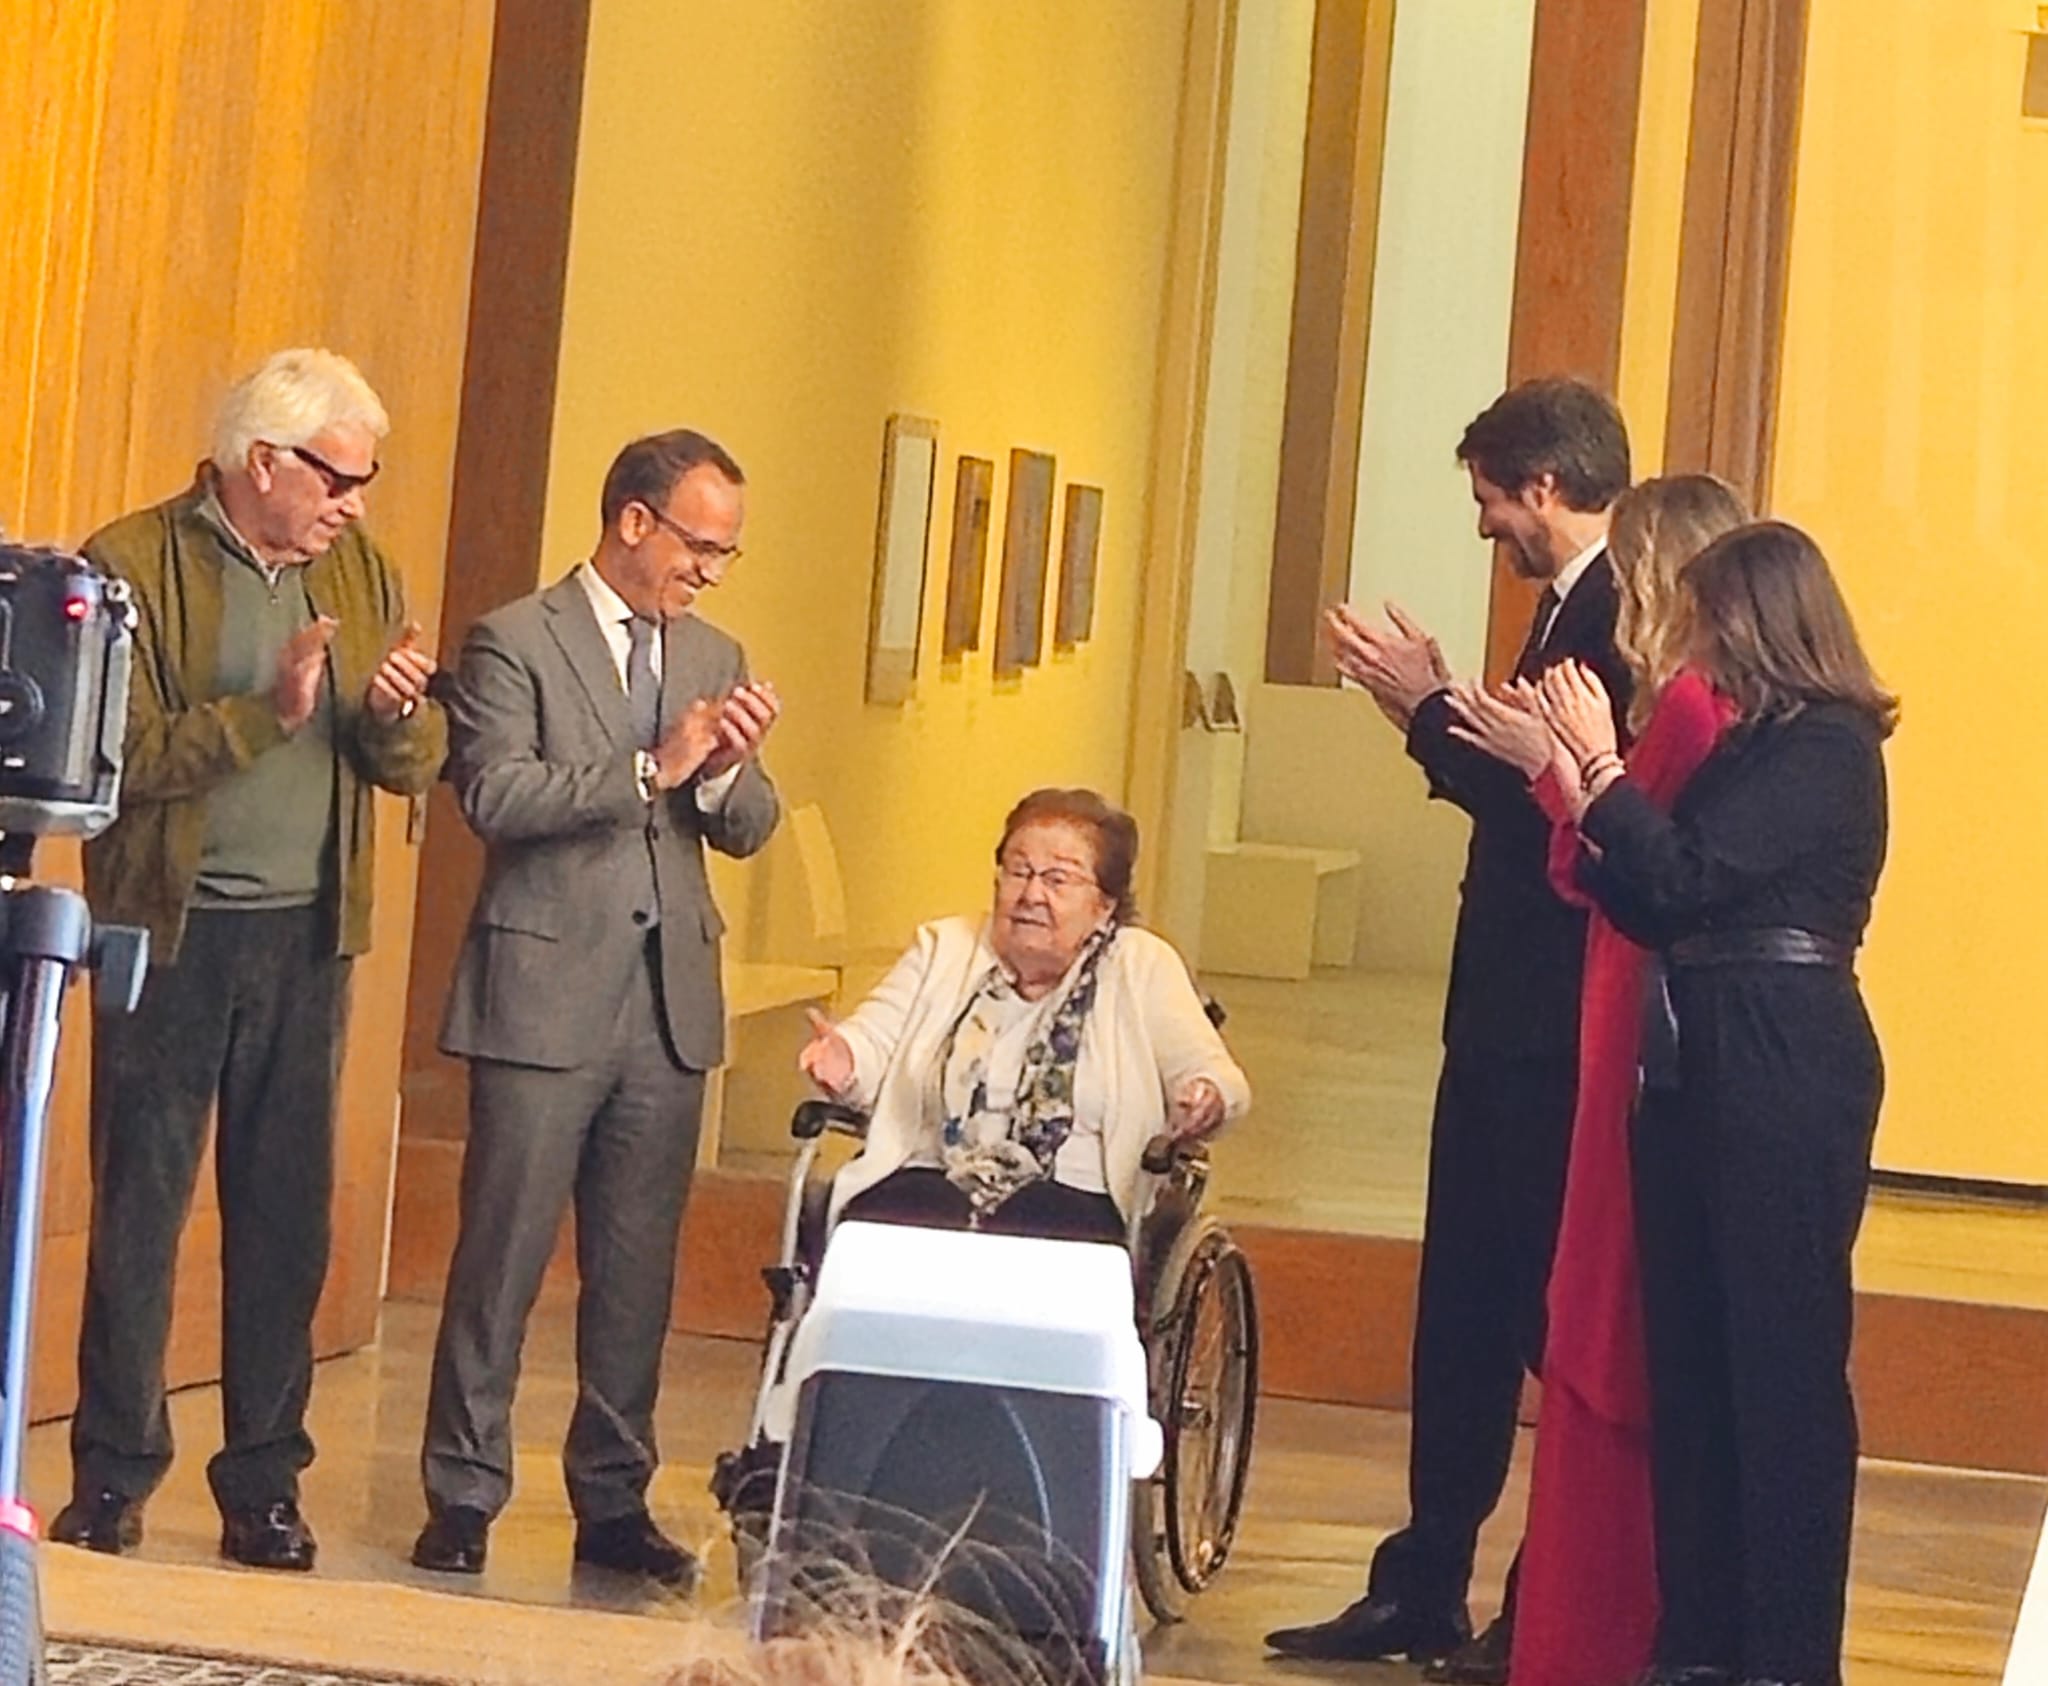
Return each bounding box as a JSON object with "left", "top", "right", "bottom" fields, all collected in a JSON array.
[{"left": 935, "top": 925, "right": 1117, "bottom": 1222}]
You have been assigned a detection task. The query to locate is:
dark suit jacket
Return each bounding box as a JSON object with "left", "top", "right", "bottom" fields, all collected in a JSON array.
[
  {"left": 1404, "top": 553, "right": 1634, "bottom": 1060},
  {"left": 438, "top": 573, "right": 780, "bottom": 1072}
]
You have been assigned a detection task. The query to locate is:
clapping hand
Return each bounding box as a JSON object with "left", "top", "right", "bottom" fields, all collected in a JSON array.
[
  {"left": 365, "top": 622, "right": 436, "bottom": 724},
  {"left": 649, "top": 697, "right": 723, "bottom": 791},
  {"left": 273, "top": 615, "right": 339, "bottom": 732},
  {"left": 701, "top": 679, "right": 781, "bottom": 781},
  {"left": 1323, "top": 601, "right": 1452, "bottom": 728},
  {"left": 1534, "top": 661, "right": 1620, "bottom": 770},
  {"left": 1445, "top": 679, "right": 1553, "bottom": 779},
  {"left": 798, "top": 1007, "right": 856, "bottom": 1099}
]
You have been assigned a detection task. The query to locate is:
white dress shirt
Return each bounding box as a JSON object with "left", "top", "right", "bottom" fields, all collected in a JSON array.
[
  {"left": 1550, "top": 536, "right": 1607, "bottom": 611},
  {"left": 573, "top": 561, "right": 738, "bottom": 808}
]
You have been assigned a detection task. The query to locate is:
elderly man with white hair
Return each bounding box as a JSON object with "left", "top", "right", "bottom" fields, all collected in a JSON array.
[{"left": 50, "top": 348, "right": 447, "bottom": 1571}]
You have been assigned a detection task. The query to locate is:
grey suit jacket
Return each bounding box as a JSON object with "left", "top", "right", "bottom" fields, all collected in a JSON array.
[{"left": 438, "top": 573, "right": 780, "bottom": 1071}]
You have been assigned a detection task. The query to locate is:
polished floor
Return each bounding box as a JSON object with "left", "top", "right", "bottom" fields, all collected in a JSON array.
[
  {"left": 23, "top": 1294, "right": 2045, "bottom": 1684},
  {"left": 1202, "top": 968, "right": 2048, "bottom": 1310}
]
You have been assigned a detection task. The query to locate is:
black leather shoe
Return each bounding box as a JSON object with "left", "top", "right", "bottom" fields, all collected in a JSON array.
[
  {"left": 411, "top": 1504, "right": 490, "bottom": 1574},
  {"left": 1629, "top": 1669, "right": 1736, "bottom": 1686},
  {"left": 1423, "top": 1615, "right": 1512, "bottom": 1684},
  {"left": 1265, "top": 1594, "right": 1471, "bottom": 1662},
  {"left": 49, "top": 1489, "right": 144, "bottom": 1555},
  {"left": 573, "top": 1510, "right": 699, "bottom": 1589},
  {"left": 220, "top": 1498, "right": 317, "bottom": 1571}
]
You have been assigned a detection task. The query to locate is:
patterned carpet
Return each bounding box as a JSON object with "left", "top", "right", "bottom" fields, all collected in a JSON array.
[{"left": 48, "top": 1644, "right": 435, "bottom": 1686}]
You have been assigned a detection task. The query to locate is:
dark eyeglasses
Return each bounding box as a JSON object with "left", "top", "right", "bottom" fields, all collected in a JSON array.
[
  {"left": 641, "top": 503, "right": 742, "bottom": 566},
  {"left": 279, "top": 443, "right": 380, "bottom": 498}
]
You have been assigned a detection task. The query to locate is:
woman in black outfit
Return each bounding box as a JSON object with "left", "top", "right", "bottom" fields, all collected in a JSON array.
[{"left": 1534, "top": 520, "right": 1896, "bottom": 1686}]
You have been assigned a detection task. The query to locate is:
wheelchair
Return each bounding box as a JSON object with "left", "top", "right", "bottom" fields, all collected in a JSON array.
[{"left": 710, "top": 1091, "right": 1259, "bottom": 1638}]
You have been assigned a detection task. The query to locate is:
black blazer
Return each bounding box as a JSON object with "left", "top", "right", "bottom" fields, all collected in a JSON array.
[
  {"left": 1404, "top": 554, "right": 1634, "bottom": 1060},
  {"left": 1577, "top": 701, "right": 1887, "bottom": 952}
]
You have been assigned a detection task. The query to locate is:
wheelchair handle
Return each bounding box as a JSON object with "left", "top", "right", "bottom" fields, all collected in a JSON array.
[
  {"left": 1141, "top": 1132, "right": 1208, "bottom": 1177},
  {"left": 792, "top": 1098, "right": 870, "bottom": 1141}
]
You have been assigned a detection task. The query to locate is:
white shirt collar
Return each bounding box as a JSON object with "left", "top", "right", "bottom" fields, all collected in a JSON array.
[
  {"left": 576, "top": 559, "right": 637, "bottom": 627},
  {"left": 1549, "top": 536, "right": 1606, "bottom": 606}
]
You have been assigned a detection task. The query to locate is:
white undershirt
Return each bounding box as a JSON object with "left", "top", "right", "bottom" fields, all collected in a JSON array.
[
  {"left": 1550, "top": 536, "right": 1606, "bottom": 611},
  {"left": 572, "top": 561, "right": 739, "bottom": 809}
]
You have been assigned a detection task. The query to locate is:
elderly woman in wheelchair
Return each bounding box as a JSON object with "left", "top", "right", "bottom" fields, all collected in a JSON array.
[{"left": 712, "top": 788, "right": 1261, "bottom": 1646}]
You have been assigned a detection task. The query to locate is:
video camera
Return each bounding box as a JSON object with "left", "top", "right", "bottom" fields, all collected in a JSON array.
[
  {"left": 0, "top": 545, "right": 134, "bottom": 842},
  {"left": 0, "top": 541, "right": 141, "bottom": 1686}
]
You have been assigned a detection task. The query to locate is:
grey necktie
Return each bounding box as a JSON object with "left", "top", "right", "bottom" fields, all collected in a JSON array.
[
  {"left": 625, "top": 615, "right": 660, "bottom": 746},
  {"left": 624, "top": 614, "right": 662, "bottom": 926}
]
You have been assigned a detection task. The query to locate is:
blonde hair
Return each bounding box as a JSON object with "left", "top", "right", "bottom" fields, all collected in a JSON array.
[
  {"left": 211, "top": 348, "right": 389, "bottom": 473},
  {"left": 1608, "top": 474, "right": 1749, "bottom": 729}
]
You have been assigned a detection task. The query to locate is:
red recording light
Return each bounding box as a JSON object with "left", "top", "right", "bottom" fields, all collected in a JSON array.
[{"left": 63, "top": 597, "right": 90, "bottom": 621}]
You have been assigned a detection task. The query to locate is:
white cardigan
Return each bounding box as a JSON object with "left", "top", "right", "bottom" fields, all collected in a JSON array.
[{"left": 829, "top": 916, "right": 1251, "bottom": 1221}]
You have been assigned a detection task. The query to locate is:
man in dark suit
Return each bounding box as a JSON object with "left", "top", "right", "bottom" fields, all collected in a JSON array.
[
  {"left": 411, "top": 429, "right": 781, "bottom": 1586},
  {"left": 1266, "top": 379, "right": 1633, "bottom": 1683}
]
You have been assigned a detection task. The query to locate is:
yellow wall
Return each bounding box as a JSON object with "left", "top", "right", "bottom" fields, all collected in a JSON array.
[
  {"left": 1773, "top": 1, "right": 2048, "bottom": 1182},
  {"left": 541, "top": 1, "right": 1199, "bottom": 954}
]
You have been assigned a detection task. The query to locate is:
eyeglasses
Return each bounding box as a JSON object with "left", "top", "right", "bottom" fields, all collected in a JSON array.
[
  {"left": 997, "top": 860, "right": 1099, "bottom": 897},
  {"left": 641, "top": 503, "right": 743, "bottom": 566},
  {"left": 279, "top": 444, "right": 380, "bottom": 498}
]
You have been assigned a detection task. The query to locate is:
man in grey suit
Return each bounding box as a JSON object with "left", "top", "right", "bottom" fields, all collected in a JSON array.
[{"left": 412, "top": 429, "right": 780, "bottom": 1586}]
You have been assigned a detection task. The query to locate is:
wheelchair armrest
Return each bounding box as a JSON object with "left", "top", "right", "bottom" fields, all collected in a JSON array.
[{"left": 792, "top": 1098, "right": 871, "bottom": 1141}]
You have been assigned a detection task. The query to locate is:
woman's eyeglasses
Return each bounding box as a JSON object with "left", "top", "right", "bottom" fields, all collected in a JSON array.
[{"left": 998, "top": 861, "right": 1099, "bottom": 897}]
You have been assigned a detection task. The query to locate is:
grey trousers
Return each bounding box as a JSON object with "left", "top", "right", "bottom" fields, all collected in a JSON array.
[{"left": 420, "top": 941, "right": 704, "bottom": 1523}]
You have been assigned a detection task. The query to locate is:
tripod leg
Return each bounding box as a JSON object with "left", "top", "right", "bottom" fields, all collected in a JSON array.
[{"left": 0, "top": 955, "right": 68, "bottom": 1504}]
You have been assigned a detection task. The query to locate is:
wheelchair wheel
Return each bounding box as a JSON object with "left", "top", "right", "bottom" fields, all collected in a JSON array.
[{"left": 1131, "top": 1221, "right": 1257, "bottom": 1623}]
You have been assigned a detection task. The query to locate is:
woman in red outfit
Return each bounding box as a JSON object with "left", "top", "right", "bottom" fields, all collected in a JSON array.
[{"left": 1447, "top": 475, "right": 1747, "bottom": 1686}]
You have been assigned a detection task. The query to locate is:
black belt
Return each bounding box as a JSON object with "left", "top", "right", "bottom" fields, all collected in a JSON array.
[{"left": 1667, "top": 927, "right": 1853, "bottom": 969}]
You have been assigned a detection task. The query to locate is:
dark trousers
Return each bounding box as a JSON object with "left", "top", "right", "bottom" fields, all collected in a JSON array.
[
  {"left": 841, "top": 1166, "right": 1126, "bottom": 1246},
  {"left": 1634, "top": 972, "right": 1881, "bottom": 1684},
  {"left": 421, "top": 940, "right": 704, "bottom": 1524},
  {"left": 71, "top": 906, "right": 350, "bottom": 1512},
  {"left": 1369, "top": 1042, "right": 1577, "bottom": 1615}
]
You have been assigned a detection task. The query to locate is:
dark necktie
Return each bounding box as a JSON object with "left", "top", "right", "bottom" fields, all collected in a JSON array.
[
  {"left": 1513, "top": 587, "right": 1564, "bottom": 681},
  {"left": 625, "top": 615, "right": 660, "bottom": 746}
]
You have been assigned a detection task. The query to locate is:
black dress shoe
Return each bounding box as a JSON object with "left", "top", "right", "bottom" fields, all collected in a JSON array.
[
  {"left": 1629, "top": 1669, "right": 1735, "bottom": 1686},
  {"left": 220, "top": 1499, "right": 317, "bottom": 1571},
  {"left": 411, "top": 1504, "right": 490, "bottom": 1574},
  {"left": 1423, "top": 1615, "right": 1512, "bottom": 1685},
  {"left": 49, "top": 1489, "right": 144, "bottom": 1555},
  {"left": 573, "top": 1510, "right": 699, "bottom": 1589},
  {"left": 1264, "top": 1594, "right": 1471, "bottom": 1662}
]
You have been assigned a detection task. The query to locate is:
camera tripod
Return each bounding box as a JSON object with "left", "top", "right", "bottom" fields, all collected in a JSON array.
[{"left": 0, "top": 835, "right": 145, "bottom": 1686}]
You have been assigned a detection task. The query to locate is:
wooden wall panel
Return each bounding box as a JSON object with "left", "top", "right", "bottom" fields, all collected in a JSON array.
[
  {"left": 1662, "top": 0, "right": 1809, "bottom": 509},
  {"left": 1483, "top": 0, "right": 1651, "bottom": 681},
  {"left": 1262, "top": 0, "right": 1398, "bottom": 687},
  {"left": 1, "top": 0, "right": 494, "bottom": 1417},
  {"left": 399, "top": 0, "right": 595, "bottom": 1168}
]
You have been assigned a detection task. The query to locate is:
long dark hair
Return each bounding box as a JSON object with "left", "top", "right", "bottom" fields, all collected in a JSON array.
[{"left": 1680, "top": 521, "right": 1898, "bottom": 736}]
